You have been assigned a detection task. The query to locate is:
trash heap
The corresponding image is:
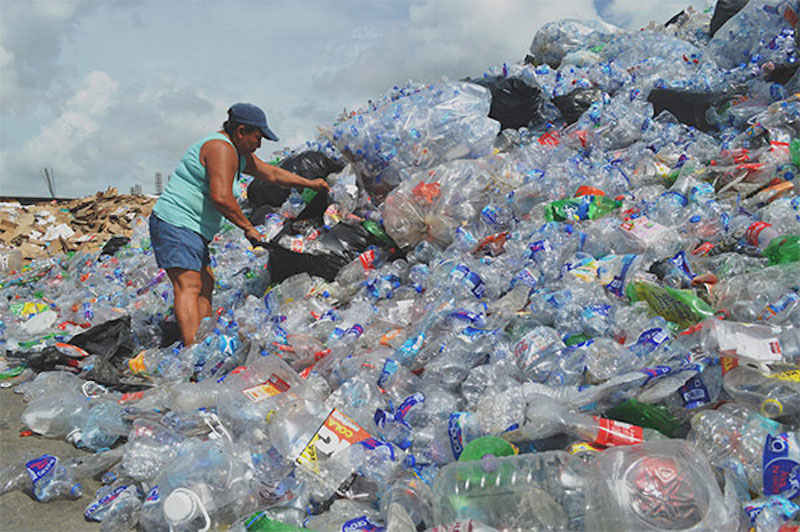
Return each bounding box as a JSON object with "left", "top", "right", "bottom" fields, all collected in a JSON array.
[
  {"left": 0, "top": 187, "right": 155, "bottom": 269},
  {"left": 3, "top": 1, "right": 800, "bottom": 530}
]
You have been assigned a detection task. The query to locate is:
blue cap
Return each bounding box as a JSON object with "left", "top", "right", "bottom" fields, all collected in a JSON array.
[{"left": 228, "top": 102, "right": 279, "bottom": 141}]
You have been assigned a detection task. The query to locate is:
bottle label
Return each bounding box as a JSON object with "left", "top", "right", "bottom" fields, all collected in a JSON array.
[
  {"left": 341, "top": 515, "right": 385, "bottom": 532},
  {"left": 605, "top": 254, "right": 636, "bottom": 298},
  {"left": 758, "top": 291, "right": 799, "bottom": 321},
  {"left": 117, "top": 390, "right": 145, "bottom": 404},
  {"left": 619, "top": 216, "right": 669, "bottom": 246},
  {"left": 242, "top": 374, "right": 291, "bottom": 403},
  {"left": 514, "top": 330, "right": 557, "bottom": 373},
  {"left": 448, "top": 413, "right": 467, "bottom": 460},
  {"left": 767, "top": 370, "right": 800, "bottom": 383},
  {"left": 394, "top": 393, "right": 425, "bottom": 425},
  {"left": 592, "top": 417, "right": 644, "bottom": 446},
  {"left": 359, "top": 249, "right": 376, "bottom": 270},
  {"left": 679, "top": 375, "right": 711, "bottom": 409},
  {"left": 377, "top": 358, "right": 398, "bottom": 389},
  {"left": 763, "top": 433, "right": 800, "bottom": 499},
  {"left": 746, "top": 221, "right": 773, "bottom": 247},
  {"left": 640, "top": 365, "right": 673, "bottom": 385},
  {"left": 128, "top": 351, "right": 148, "bottom": 375},
  {"left": 145, "top": 486, "right": 159, "bottom": 502},
  {"left": 297, "top": 409, "right": 371, "bottom": 474},
  {"left": 85, "top": 485, "right": 129, "bottom": 520},
  {"left": 25, "top": 455, "right": 57, "bottom": 485}
]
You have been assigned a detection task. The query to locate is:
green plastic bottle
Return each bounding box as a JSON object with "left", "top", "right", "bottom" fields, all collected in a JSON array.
[
  {"left": 605, "top": 399, "right": 686, "bottom": 438},
  {"left": 762, "top": 235, "right": 800, "bottom": 265},
  {"left": 790, "top": 138, "right": 800, "bottom": 166},
  {"left": 458, "top": 436, "right": 517, "bottom": 462},
  {"left": 242, "top": 513, "right": 309, "bottom": 532},
  {"left": 625, "top": 280, "right": 714, "bottom": 330},
  {"left": 544, "top": 195, "right": 621, "bottom": 222}
]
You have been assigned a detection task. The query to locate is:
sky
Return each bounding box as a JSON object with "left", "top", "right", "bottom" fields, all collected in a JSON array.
[{"left": 0, "top": 0, "right": 713, "bottom": 198}]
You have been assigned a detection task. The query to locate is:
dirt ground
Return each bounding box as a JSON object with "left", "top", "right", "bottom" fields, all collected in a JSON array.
[{"left": 0, "top": 387, "right": 101, "bottom": 532}]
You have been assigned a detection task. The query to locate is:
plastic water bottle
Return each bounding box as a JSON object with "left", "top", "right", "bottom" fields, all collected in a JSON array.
[
  {"left": 432, "top": 451, "right": 586, "bottom": 530},
  {"left": 520, "top": 394, "right": 665, "bottom": 446},
  {"left": 723, "top": 365, "right": 800, "bottom": 418},
  {"left": 688, "top": 403, "right": 800, "bottom": 500}
]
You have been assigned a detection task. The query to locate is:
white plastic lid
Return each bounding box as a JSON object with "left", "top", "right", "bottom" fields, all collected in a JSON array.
[{"left": 163, "top": 489, "right": 197, "bottom": 523}]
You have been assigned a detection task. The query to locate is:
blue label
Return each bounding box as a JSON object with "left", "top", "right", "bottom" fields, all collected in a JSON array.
[
  {"left": 342, "top": 516, "right": 385, "bottom": 532},
  {"left": 394, "top": 393, "right": 425, "bottom": 425},
  {"left": 448, "top": 413, "right": 465, "bottom": 460},
  {"left": 465, "top": 271, "right": 485, "bottom": 298},
  {"left": 481, "top": 206, "right": 501, "bottom": 225},
  {"left": 582, "top": 304, "right": 611, "bottom": 320},
  {"left": 511, "top": 267, "right": 538, "bottom": 290},
  {"left": 85, "top": 485, "right": 128, "bottom": 520},
  {"left": 669, "top": 251, "right": 695, "bottom": 280},
  {"left": 359, "top": 437, "right": 396, "bottom": 461},
  {"left": 396, "top": 333, "right": 425, "bottom": 361},
  {"left": 377, "top": 359, "right": 398, "bottom": 389},
  {"left": 679, "top": 375, "right": 711, "bottom": 409},
  {"left": 640, "top": 365, "right": 673, "bottom": 385},
  {"left": 606, "top": 255, "right": 635, "bottom": 298},
  {"left": 636, "top": 328, "right": 669, "bottom": 349},
  {"left": 25, "top": 455, "right": 56, "bottom": 484},
  {"left": 763, "top": 433, "right": 800, "bottom": 498},
  {"left": 145, "top": 486, "right": 159, "bottom": 502},
  {"left": 528, "top": 240, "right": 552, "bottom": 262}
]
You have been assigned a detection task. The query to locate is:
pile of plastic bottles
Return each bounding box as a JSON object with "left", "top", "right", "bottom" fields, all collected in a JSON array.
[{"left": 2, "top": 1, "right": 800, "bottom": 530}]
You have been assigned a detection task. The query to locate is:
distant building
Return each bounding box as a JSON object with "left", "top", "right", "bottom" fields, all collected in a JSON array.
[
  {"left": 131, "top": 184, "right": 143, "bottom": 195},
  {"left": 155, "top": 172, "right": 164, "bottom": 195}
]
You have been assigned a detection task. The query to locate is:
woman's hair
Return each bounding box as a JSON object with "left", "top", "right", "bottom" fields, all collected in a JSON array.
[{"left": 222, "top": 120, "right": 259, "bottom": 136}]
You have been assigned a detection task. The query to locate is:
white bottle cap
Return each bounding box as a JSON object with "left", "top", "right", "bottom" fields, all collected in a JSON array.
[{"left": 163, "top": 489, "right": 197, "bottom": 524}]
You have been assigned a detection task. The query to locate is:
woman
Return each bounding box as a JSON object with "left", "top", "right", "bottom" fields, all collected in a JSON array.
[{"left": 149, "top": 102, "right": 329, "bottom": 346}]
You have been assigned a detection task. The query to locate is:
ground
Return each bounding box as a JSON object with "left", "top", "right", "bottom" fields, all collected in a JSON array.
[{"left": 0, "top": 387, "right": 101, "bottom": 532}]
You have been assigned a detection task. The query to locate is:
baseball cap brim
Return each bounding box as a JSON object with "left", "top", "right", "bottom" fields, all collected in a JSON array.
[{"left": 260, "top": 126, "right": 279, "bottom": 142}]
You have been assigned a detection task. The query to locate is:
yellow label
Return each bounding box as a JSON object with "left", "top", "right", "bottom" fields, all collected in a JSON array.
[
  {"left": 241, "top": 374, "right": 290, "bottom": 403},
  {"left": 767, "top": 369, "right": 800, "bottom": 382},
  {"left": 297, "top": 433, "right": 321, "bottom": 474},
  {"left": 568, "top": 441, "right": 603, "bottom": 454},
  {"left": 128, "top": 351, "right": 147, "bottom": 375}
]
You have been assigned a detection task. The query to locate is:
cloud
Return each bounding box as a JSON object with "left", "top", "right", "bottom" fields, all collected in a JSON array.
[
  {"left": 0, "top": 0, "right": 715, "bottom": 198},
  {"left": 319, "top": 0, "right": 600, "bottom": 107}
]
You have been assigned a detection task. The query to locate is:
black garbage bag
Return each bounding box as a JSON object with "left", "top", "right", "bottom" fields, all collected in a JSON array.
[
  {"left": 552, "top": 88, "right": 606, "bottom": 125},
  {"left": 247, "top": 151, "right": 345, "bottom": 208},
  {"left": 470, "top": 76, "right": 545, "bottom": 130},
  {"left": 9, "top": 317, "right": 136, "bottom": 387},
  {"left": 72, "top": 317, "right": 136, "bottom": 386},
  {"left": 100, "top": 236, "right": 130, "bottom": 257},
  {"left": 266, "top": 244, "right": 350, "bottom": 283},
  {"left": 247, "top": 180, "right": 291, "bottom": 208},
  {"left": 647, "top": 89, "right": 725, "bottom": 131},
  {"left": 14, "top": 347, "right": 82, "bottom": 373},
  {"left": 280, "top": 151, "right": 346, "bottom": 179},
  {"left": 266, "top": 222, "right": 383, "bottom": 284},
  {"left": 710, "top": 0, "right": 750, "bottom": 36}
]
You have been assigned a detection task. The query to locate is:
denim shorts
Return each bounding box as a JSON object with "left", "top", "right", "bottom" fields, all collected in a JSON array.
[{"left": 149, "top": 215, "right": 210, "bottom": 271}]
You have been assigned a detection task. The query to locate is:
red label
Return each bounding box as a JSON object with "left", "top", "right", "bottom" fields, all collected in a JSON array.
[
  {"left": 721, "top": 357, "right": 739, "bottom": 374},
  {"left": 118, "top": 391, "right": 145, "bottom": 404},
  {"left": 745, "top": 221, "right": 772, "bottom": 246},
  {"left": 593, "top": 416, "right": 644, "bottom": 446},
  {"left": 538, "top": 131, "right": 559, "bottom": 146},
  {"left": 412, "top": 181, "right": 441, "bottom": 203},
  {"left": 360, "top": 249, "right": 376, "bottom": 270}
]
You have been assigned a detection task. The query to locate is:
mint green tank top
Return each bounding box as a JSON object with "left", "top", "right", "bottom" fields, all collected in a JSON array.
[{"left": 152, "top": 132, "right": 246, "bottom": 241}]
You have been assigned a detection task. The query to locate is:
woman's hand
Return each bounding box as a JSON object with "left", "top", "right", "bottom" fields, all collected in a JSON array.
[
  {"left": 244, "top": 227, "right": 265, "bottom": 247},
  {"left": 308, "top": 178, "right": 330, "bottom": 193}
]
